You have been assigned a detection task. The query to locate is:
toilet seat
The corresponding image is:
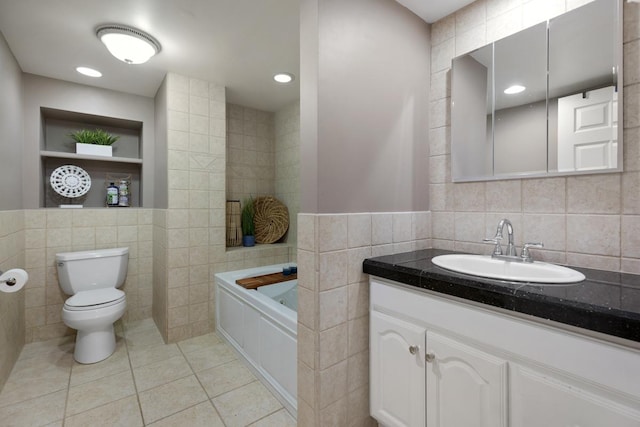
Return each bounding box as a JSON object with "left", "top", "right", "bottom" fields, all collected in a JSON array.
[{"left": 64, "top": 288, "right": 125, "bottom": 311}]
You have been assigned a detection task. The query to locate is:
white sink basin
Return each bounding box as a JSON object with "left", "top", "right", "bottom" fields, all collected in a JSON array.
[{"left": 431, "top": 254, "right": 586, "bottom": 284}]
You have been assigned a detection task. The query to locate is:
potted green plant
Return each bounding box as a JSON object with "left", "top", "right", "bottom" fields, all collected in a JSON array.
[
  {"left": 70, "top": 129, "right": 120, "bottom": 157},
  {"left": 241, "top": 197, "right": 255, "bottom": 247}
]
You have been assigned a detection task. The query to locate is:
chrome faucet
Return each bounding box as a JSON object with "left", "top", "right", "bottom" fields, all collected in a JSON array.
[{"left": 483, "top": 218, "right": 543, "bottom": 263}]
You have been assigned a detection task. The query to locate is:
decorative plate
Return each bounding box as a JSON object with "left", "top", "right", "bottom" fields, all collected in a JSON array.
[
  {"left": 50, "top": 165, "right": 92, "bottom": 198},
  {"left": 254, "top": 196, "right": 289, "bottom": 244}
]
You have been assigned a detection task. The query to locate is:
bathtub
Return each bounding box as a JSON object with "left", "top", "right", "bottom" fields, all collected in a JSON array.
[{"left": 215, "top": 264, "right": 297, "bottom": 416}]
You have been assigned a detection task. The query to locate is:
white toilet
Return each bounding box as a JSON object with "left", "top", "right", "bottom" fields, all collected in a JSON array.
[{"left": 55, "top": 247, "right": 129, "bottom": 364}]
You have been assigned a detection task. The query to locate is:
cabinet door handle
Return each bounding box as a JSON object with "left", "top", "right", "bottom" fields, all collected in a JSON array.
[
  {"left": 409, "top": 345, "right": 419, "bottom": 355},
  {"left": 425, "top": 352, "right": 436, "bottom": 363}
]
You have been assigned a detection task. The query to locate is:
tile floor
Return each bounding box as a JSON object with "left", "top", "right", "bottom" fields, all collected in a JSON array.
[{"left": 0, "top": 319, "right": 296, "bottom": 427}]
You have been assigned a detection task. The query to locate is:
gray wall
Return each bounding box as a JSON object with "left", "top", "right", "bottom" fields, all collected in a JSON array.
[
  {"left": 301, "top": 0, "right": 430, "bottom": 213},
  {"left": 22, "top": 74, "right": 156, "bottom": 208},
  {"left": 0, "top": 31, "right": 24, "bottom": 392},
  {"left": 0, "top": 31, "right": 23, "bottom": 210},
  {"left": 494, "top": 99, "right": 547, "bottom": 176},
  {"left": 300, "top": 0, "right": 319, "bottom": 213}
]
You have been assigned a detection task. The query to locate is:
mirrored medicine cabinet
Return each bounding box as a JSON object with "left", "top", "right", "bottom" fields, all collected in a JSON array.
[{"left": 451, "top": 0, "right": 622, "bottom": 182}]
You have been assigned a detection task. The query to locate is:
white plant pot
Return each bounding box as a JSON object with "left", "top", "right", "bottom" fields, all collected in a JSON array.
[{"left": 76, "top": 143, "right": 112, "bottom": 157}]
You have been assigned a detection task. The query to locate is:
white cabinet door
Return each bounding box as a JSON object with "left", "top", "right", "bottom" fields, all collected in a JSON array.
[
  {"left": 371, "top": 310, "right": 426, "bottom": 427},
  {"left": 511, "top": 364, "right": 640, "bottom": 427},
  {"left": 426, "top": 331, "right": 508, "bottom": 427}
]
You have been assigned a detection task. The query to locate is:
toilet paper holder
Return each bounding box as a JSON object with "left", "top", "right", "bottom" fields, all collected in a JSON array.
[{"left": 0, "top": 270, "right": 17, "bottom": 287}]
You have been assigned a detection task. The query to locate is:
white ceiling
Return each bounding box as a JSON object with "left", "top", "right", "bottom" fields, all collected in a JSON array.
[
  {"left": 0, "top": 0, "right": 469, "bottom": 112},
  {"left": 395, "top": 0, "right": 476, "bottom": 23}
]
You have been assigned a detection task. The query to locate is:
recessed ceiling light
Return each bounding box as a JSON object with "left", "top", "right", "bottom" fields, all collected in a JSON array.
[
  {"left": 76, "top": 67, "right": 102, "bottom": 77},
  {"left": 273, "top": 73, "right": 295, "bottom": 84},
  {"left": 504, "top": 85, "right": 526, "bottom": 94},
  {"left": 96, "top": 24, "right": 161, "bottom": 65}
]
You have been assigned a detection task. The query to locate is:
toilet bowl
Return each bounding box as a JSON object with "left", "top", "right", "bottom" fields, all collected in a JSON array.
[
  {"left": 62, "top": 288, "right": 126, "bottom": 363},
  {"left": 56, "top": 247, "right": 129, "bottom": 364}
]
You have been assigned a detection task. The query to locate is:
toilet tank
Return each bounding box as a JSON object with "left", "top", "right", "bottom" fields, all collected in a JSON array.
[{"left": 55, "top": 247, "right": 129, "bottom": 295}]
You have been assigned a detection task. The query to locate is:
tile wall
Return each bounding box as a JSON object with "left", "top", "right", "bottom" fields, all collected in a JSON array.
[
  {"left": 23, "top": 208, "right": 153, "bottom": 343},
  {"left": 153, "top": 74, "right": 294, "bottom": 343},
  {"left": 296, "top": 212, "right": 431, "bottom": 426},
  {"left": 157, "top": 73, "right": 227, "bottom": 343},
  {"left": 152, "top": 209, "right": 168, "bottom": 341},
  {"left": 0, "top": 210, "right": 24, "bottom": 389},
  {"left": 429, "top": 0, "right": 640, "bottom": 273},
  {"left": 275, "top": 101, "right": 301, "bottom": 249},
  {"left": 226, "top": 103, "right": 275, "bottom": 203}
]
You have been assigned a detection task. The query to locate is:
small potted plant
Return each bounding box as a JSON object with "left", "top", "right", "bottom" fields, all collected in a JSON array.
[
  {"left": 241, "top": 197, "right": 255, "bottom": 247},
  {"left": 70, "top": 129, "right": 120, "bottom": 157}
]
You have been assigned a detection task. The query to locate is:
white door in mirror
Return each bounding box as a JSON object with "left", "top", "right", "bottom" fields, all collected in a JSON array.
[{"left": 557, "top": 86, "right": 617, "bottom": 172}]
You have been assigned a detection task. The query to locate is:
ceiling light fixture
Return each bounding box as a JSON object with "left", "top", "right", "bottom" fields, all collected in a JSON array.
[
  {"left": 96, "top": 24, "right": 161, "bottom": 65},
  {"left": 76, "top": 66, "right": 102, "bottom": 77},
  {"left": 273, "top": 73, "right": 295, "bottom": 84},
  {"left": 504, "top": 85, "right": 526, "bottom": 95}
]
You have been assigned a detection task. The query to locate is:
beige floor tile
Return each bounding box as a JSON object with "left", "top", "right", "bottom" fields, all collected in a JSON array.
[
  {"left": 183, "top": 341, "right": 236, "bottom": 372},
  {"left": 196, "top": 359, "right": 256, "bottom": 398},
  {"left": 249, "top": 408, "right": 297, "bottom": 427},
  {"left": 0, "top": 375, "right": 68, "bottom": 408},
  {"left": 147, "top": 401, "right": 224, "bottom": 427},
  {"left": 11, "top": 347, "right": 73, "bottom": 377},
  {"left": 0, "top": 355, "right": 72, "bottom": 407},
  {"left": 124, "top": 328, "right": 166, "bottom": 349},
  {"left": 212, "top": 381, "right": 283, "bottom": 427},
  {"left": 0, "top": 389, "right": 66, "bottom": 427},
  {"left": 133, "top": 355, "right": 193, "bottom": 392},
  {"left": 63, "top": 395, "right": 143, "bottom": 427},
  {"left": 114, "top": 320, "right": 124, "bottom": 334},
  {"left": 123, "top": 318, "right": 158, "bottom": 335},
  {"left": 1, "top": 319, "right": 288, "bottom": 427},
  {"left": 138, "top": 375, "right": 208, "bottom": 424},
  {"left": 66, "top": 370, "right": 136, "bottom": 416},
  {"left": 128, "top": 343, "right": 182, "bottom": 368},
  {"left": 69, "top": 340, "right": 130, "bottom": 387},
  {"left": 176, "top": 332, "right": 221, "bottom": 354},
  {"left": 125, "top": 333, "right": 166, "bottom": 349},
  {"left": 18, "top": 336, "right": 75, "bottom": 361}
]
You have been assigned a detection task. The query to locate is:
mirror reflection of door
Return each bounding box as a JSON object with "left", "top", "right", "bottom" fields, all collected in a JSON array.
[
  {"left": 557, "top": 86, "right": 618, "bottom": 172},
  {"left": 549, "top": 0, "right": 618, "bottom": 173}
]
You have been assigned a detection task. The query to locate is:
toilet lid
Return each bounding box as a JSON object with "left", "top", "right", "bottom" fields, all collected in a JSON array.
[{"left": 65, "top": 288, "right": 125, "bottom": 308}]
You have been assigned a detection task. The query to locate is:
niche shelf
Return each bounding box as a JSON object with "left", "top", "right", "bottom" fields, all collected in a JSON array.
[{"left": 40, "top": 108, "right": 144, "bottom": 208}]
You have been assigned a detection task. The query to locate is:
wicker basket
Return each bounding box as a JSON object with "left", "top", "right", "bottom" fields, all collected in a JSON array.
[
  {"left": 254, "top": 196, "right": 289, "bottom": 244},
  {"left": 226, "top": 200, "right": 243, "bottom": 247}
]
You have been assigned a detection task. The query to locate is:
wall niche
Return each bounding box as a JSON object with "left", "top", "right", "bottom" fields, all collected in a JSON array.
[{"left": 40, "top": 107, "right": 144, "bottom": 208}]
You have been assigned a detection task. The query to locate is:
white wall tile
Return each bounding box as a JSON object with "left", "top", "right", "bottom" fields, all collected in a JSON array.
[
  {"left": 317, "top": 215, "right": 348, "bottom": 252},
  {"left": 566, "top": 215, "right": 620, "bottom": 256},
  {"left": 567, "top": 175, "right": 621, "bottom": 214}
]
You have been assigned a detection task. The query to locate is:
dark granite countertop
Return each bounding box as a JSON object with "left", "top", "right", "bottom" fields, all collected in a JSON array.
[{"left": 363, "top": 249, "right": 640, "bottom": 344}]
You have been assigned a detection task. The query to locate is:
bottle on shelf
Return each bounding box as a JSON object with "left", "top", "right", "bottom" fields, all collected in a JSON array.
[
  {"left": 118, "top": 179, "right": 130, "bottom": 207},
  {"left": 107, "top": 182, "right": 119, "bottom": 206}
]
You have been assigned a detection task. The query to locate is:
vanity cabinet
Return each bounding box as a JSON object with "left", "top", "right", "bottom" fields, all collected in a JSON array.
[
  {"left": 425, "top": 331, "right": 507, "bottom": 427},
  {"left": 370, "top": 277, "right": 640, "bottom": 427},
  {"left": 370, "top": 310, "right": 426, "bottom": 426}
]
